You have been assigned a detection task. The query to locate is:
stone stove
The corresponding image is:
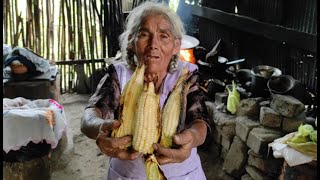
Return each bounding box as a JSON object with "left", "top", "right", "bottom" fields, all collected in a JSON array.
[{"left": 203, "top": 92, "right": 314, "bottom": 179}]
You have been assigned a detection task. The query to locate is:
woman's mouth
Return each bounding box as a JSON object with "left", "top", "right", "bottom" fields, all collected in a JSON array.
[{"left": 145, "top": 55, "right": 160, "bottom": 61}]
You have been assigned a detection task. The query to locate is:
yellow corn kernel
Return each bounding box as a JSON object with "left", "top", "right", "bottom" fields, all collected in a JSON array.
[
  {"left": 160, "top": 67, "right": 189, "bottom": 148},
  {"left": 132, "top": 81, "right": 160, "bottom": 154},
  {"left": 112, "top": 64, "right": 145, "bottom": 148}
]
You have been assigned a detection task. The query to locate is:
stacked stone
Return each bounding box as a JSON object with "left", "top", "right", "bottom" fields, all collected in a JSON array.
[{"left": 205, "top": 93, "right": 306, "bottom": 180}]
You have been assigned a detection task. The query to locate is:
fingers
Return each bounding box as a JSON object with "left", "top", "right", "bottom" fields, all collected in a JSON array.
[
  {"left": 153, "top": 143, "right": 191, "bottom": 165},
  {"left": 100, "top": 120, "right": 121, "bottom": 133},
  {"left": 153, "top": 130, "right": 195, "bottom": 165},
  {"left": 105, "top": 135, "right": 132, "bottom": 148},
  {"left": 100, "top": 146, "right": 139, "bottom": 160},
  {"left": 96, "top": 134, "right": 139, "bottom": 160},
  {"left": 117, "top": 150, "right": 140, "bottom": 160},
  {"left": 154, "top": 154, "right": 173, "bottom": 164},
  {"left": 96, "top": 133, "right": 131, "bottom": 149},
  {"left": 173, "top": 129, "right": 193, "bottom": 146},
  {"left": 153, "top": 143, "right": 172, "bottom": 158}
]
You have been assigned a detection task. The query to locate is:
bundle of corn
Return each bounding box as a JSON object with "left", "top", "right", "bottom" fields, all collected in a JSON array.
[{"left": 113, "top": 65, "right": 191, "bottom": 179}]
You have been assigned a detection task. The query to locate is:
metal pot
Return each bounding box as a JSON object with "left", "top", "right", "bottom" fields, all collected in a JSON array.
[
  {"left": 250, "top": 65, "right": 282, "bottom": 98},
  {"left": 251, "top": 65, "right": 282, "bottom": 79},
  {"left": 267, "top": 75, "right": 295, "bottom": 94},
  {"left": 235, "top": 69, "right": 253, "bottom": 91}
]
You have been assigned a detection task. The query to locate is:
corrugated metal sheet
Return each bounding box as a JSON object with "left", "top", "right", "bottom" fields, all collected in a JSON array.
[
  {"left": 237, "top": 0, "right": 284, "bottom": 25},
  {"left": 283, "top": 0, "right": 317, "bottom": 34},
  {"left": 203, "top": 0, "right": 235, "bottom": 13},
  {"left": 223, "top": 0, "right": 317, "bottom": 34}
]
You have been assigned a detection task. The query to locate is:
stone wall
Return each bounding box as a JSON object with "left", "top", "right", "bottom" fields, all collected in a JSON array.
[{"left": 204, "top": 93, "right": 308, "bottom": 180}]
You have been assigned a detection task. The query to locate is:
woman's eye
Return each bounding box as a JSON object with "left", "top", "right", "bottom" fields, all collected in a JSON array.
[
  {"left": 160, "top": 34, "right": 169, "bottom": 39},
  {"left": 139, "top": 32, "right": 149, "bottom": 38}
]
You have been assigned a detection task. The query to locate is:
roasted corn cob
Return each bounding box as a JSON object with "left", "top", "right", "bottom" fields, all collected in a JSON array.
[
  {"left": 111, "top": 64, "right": 145, "bottom": 148},
  {"left": 132, "top": 81, "right": 161, "bottom": 154},
  {"left": 145, "top": 155, "right": 165, "bottom": 180},
  {"left": 160, "top": 67, "right": 189, "bottom": 148}
]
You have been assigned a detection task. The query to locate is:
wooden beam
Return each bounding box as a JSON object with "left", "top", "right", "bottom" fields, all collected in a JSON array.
[
  {"left": 188, "top": 5, "right": 317, "bottom": 53},
  {"left": 55, "top": 59, "right": 106, "bottom": 65}
]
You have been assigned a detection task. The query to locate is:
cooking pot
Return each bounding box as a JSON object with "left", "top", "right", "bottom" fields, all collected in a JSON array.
[
  {"left": 235, "top": 69, "right": 253, "bottom": 91},
  {"left": 267, "top": 75, "right": 295, "bottom": 94},
  {"left": 251, "top": 65, "right": 282, "bottom": 78},
  {"left": 268, "top": 77, "right": 313, "bottom": 106},
  {"left": 250, "top": 65, "right": 282, "bottom": 98}
]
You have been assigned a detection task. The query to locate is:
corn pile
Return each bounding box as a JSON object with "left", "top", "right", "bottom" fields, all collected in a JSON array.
[{"left": 112, "top": 65, "right": 191, "bottom": 179}]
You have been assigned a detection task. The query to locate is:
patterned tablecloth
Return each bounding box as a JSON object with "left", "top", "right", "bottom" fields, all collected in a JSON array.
[{"left": 3, "top": 97, "right": 68, "bottom": 153}]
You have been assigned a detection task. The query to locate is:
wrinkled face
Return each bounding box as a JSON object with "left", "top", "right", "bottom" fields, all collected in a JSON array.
[{"left": 133, "top": 15, "right": 181, "bottom": 75}]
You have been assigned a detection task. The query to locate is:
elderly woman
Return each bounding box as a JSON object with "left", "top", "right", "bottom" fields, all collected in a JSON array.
[{"left": 81, "top": 2, "right": 209, "bottom": 179}]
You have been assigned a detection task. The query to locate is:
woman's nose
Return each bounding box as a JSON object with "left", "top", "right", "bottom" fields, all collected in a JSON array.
[{"left": 148, "top": 36, "right": 159, "bottom": 49}]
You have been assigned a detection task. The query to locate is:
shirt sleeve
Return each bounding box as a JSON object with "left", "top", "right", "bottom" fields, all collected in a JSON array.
[
  {"left": 86, "top": 64, "right": 121, "bottom": 120},
  {"left": 185, "top": 71, "right": 210, "bottom": 130}
]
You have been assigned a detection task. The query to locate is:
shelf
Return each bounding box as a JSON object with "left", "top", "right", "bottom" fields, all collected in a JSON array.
[{"left": 188, "top": 5, "right": 317, "bottom": 53}]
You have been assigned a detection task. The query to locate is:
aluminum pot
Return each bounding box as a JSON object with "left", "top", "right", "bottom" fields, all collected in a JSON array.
[
  {"left": 267, "top": 75, "right": 295, "bottom": 94},
  {"left": 250, "top": 65, "right": 282, "bottom": 98}
]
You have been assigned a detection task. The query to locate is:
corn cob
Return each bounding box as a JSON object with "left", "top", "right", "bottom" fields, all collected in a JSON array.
[
  {"left": 132, "top": 81, "right": 161, "bottom": 154},
  {"left": 160, "top": 67, "right": 189, "bottom": 148},
  {"left": 111, "top": 64, "right": 145, "bottom": 148},
  {"left": 145, "top": 155, "right": 165, "bottom": 180}
]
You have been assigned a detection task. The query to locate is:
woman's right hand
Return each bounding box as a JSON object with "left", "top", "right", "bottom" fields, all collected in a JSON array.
[{"left": 96, "top": 120, "right": 140, "bottom": 160}]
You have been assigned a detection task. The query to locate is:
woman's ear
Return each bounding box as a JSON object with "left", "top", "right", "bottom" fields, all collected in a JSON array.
[{"left": 173, "top": 38, "right": 181, "bottom": 54}]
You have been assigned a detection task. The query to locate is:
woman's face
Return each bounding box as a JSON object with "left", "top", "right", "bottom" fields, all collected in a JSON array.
[{"left": 133, "top": 15, "right": 181, "bottom": 75}]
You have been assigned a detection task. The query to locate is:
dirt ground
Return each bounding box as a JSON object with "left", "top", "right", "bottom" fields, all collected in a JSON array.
[
  {"left": 50, "top": 93, "right": 233, "bottom": 180},
  {"left": 51, "top": 93, "right": 109, "bottom": 180}
]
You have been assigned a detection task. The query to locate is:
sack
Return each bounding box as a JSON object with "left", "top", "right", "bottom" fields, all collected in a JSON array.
[{"left": 227, "top": 81, "right": 240, "bottom": 114}]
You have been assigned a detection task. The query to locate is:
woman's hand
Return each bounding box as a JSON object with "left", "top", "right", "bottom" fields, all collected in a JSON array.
[
  {"left": 152, "top": 129, "right": 194, "bottom": 165},
  {"left": 152, "top": 120, "right": 207, "bottom": 165},
  {"left": 96, "top": 120, "right": 140, "bottom": 160}
]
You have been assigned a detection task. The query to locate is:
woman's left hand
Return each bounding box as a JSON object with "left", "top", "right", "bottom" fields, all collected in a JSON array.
[
  {"left": 152, "top": 129, "right": 195, "bottom": 165},
  {"left": 152, "top": 120, "right": 207, "bottom": 165}
]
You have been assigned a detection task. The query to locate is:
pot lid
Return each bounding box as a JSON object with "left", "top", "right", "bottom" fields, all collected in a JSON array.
[{"left": 180, "top": 35, "right": 199, "bottom": 50}]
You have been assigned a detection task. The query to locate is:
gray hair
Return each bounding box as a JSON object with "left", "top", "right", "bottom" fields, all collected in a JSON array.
[{"left": 119, "top": 1, "right": 185, "bottom": 72}]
